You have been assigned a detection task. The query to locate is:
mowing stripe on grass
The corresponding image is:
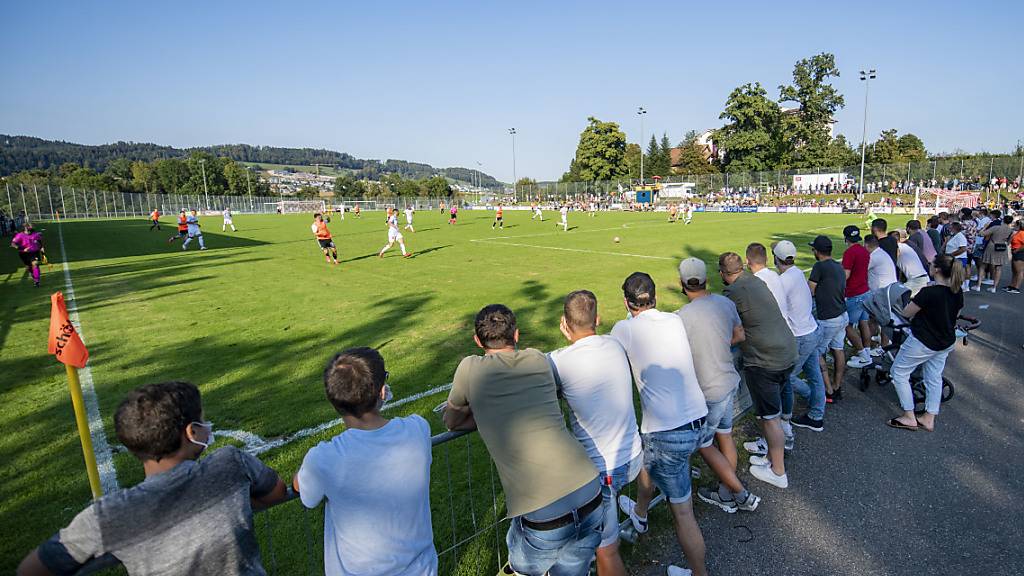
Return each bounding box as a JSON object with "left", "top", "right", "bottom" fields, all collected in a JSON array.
[
  {"left": 57, "top": 222, "right": 120, "bottom": 493},
  {"left": 469, "top": 239, "right": 676, "bottom": 260},
  {"left": 221, "top": 382, "right": 455, "bottom": 455}
]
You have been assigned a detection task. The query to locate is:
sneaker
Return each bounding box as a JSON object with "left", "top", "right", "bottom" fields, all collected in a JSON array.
[
  {"left": 749, "top": 463, "right": 789, "bottom": 488},
  {"left": 403, "top": 253, "right": 413, "bottom": 258},
  {"left": 696, "top": 487, "right": 740, "bottom": 513},
  {"left": 869, "top": 347, "right": 884, "bottom": 357},
  {"left": 970, "top": 284, "right": 981, "bottom": 292},
  {"left": 792, "top": 414, "right": 824, "bottom": 432},
  {"left": 617, "top": 495, "right": 648, "bottom": 534},
  {"left": 199, "top": 247, "right": 206, "bottom": 251},
  {"left": 735, "top": 491, "right": 762, "bottom": 512},
  {"left": 981, "top": 278, "right": 994, "bottom": 285},
  {"left": 986, "top": 287, "right": 996, "bottom": 293},
  {"left": 749, "top": 454, "right": 772, "bottom": 467},
  {"left": 784, "top": 435, "right": 795, "bottom": 451},
  {"left": 1004, "top": 287, "right": 1020, "bottom": 294},
  {"left": 744, "top": 436, "right": 793, "bottom": 455},
  {"left": 970, "top": 275, "right": 978, "bottom": 282},
  {"left": 847, "top": 355, "right": 871, "bottom": 368},
  {"left": 667, "top": 566, "right": 693, "bottom": 576},
  {"left": 870, "top": 334, "right": 881, "bottom": 343}
]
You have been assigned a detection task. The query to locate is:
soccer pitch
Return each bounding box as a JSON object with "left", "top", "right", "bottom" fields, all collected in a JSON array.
[{"left": 0, "top": 208, "right": 853, "bottom": 571}]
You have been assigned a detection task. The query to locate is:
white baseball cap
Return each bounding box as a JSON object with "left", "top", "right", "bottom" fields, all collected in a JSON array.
[
  {"left": 678, "top": 257, "right": 707, "bottom": 287},
  {"left": 773, "top": 240, "right": 797, "bottom": 261}
]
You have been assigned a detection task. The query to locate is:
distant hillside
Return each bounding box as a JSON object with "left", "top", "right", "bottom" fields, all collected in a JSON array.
[{"left": 0, "top": 135, "right": 500, "bottom": 187}]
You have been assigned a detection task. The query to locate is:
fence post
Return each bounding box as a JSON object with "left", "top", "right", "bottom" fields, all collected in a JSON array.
[
  {"left": 92, "top": 190, "right": 98, "bottom": 218},
  {"left": 6, "top": 182, "right": 13, "bottom": 216},
  {"left": 21, "top": 184, "right": 29, "bottom": 218},
  {"left": 59, "top": 186, "right": 67, "bottom": 217},
  {"left": 33, "top": 184, "right": 41, "bottom": 219},
  {"left": 47, "top": 184, "right": 55, "bottom": 218}
]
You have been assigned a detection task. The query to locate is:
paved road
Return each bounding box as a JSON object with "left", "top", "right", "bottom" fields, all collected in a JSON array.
[{"left": 631, "top": 289, "right": 1024, "bottom": 576}]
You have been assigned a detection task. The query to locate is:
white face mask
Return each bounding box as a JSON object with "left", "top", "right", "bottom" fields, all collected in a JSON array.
[{"left": 188, "top": 421, "right": 214, "bottom": 451}]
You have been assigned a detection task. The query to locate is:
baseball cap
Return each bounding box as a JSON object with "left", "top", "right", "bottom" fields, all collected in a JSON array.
[
  {"left": 772, "top": 240, "right": 797, "bottom": 261},
  {"left": 678, "top": 257, "right": 707, "bottom": 288},
  {"left": 842, "top": 225, "right": 862, "bottom": 242},
  {"left": 808, "top": 235, "right": 833, "bottom": 252}
]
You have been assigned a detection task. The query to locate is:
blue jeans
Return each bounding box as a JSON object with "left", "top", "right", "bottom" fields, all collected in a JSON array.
[
  {"left": 506, "top": 506, "right": 603, "bottom": 576},
  {"left": 598, "top": 454, "right": 642, "bottom": 547},
  {"left": 642, "top": 425, "right": 702, "bottom": 504},
  {"left": 789, "top": 328, "right": 827, "bottom": 420},
  {"left": 816, "top": 312, "right": 849, "bottom": 354}
]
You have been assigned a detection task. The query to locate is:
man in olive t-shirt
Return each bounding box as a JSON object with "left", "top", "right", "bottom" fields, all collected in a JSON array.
[{"left": 444, "top": 304, "right": 601, "bottom": 576}]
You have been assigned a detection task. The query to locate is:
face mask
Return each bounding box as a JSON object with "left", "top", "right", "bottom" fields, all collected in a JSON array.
[{"left": 189, "top": 421, "right": 214, "bottom": 451}]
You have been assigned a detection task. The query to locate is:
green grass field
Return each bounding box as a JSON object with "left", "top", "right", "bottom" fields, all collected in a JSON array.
[{"left": 0, "top": 208, "right": 853, "bottom": 573}]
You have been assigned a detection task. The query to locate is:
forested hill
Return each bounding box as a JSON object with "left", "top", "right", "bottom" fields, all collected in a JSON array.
[{"left": 0, "top": 135, "right": 500, "bottom": 186}]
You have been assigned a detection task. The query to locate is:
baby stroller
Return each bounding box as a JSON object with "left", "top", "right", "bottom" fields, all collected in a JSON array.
[{"left": 861, "top": 283, "right": 980, "bottom": 413}]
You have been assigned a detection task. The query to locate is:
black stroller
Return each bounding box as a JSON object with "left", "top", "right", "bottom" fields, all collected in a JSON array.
[{"left": 860, "top": 283, "right": 980, "bottom": 413}]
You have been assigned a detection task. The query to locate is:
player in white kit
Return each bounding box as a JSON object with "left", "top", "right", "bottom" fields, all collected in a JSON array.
[
  {"left": 404, "top": 207, "right": 415, "bottom": 232},
  {"left": 588, "top": 201, "right": 597, "bottom": 218},
  {"left": 379, "top": 207, "right": 412, "bottom": 258},
  {"left": 684, "top": 202, "right": 694, "bottom": 225},
  {"left": 182, "top": 209, "right": 206, "bottom": 250},
  {"left": 558, "top": 204, "right": 569, "bottom": 231},
  {"left": 222, "top": 207, "right": 236, "bottom": 232}
]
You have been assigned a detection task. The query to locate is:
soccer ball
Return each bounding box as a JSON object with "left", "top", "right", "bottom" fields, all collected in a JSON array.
[{"left": 613, "top": 236, "right": 620, "bottom": 243}]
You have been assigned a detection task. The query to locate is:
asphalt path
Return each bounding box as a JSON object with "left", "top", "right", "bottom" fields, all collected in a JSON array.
[{"left": 632, "top": 288, "right": 1024, "bottom": 576}]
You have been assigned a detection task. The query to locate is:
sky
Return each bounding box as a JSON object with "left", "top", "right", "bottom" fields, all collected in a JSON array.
[{"left": 2, "top": 0, "right": 1022, "bottom": 182}]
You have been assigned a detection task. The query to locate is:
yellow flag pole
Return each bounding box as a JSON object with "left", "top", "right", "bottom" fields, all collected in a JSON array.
[{"left": 66, "top": 364, "right": 103, "bottom": 499}]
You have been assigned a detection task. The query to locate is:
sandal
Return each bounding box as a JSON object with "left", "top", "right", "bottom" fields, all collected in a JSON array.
[
  {"left": 887, "top": 418, "right": 918, "bottom": 431},
  {"left": 915, "top": 419, "right": 934, "bottom": 432}
]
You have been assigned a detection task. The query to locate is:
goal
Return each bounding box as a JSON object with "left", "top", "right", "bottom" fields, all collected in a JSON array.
[{"left": 265, "top": 200, "right": 327, "bottom": 214}]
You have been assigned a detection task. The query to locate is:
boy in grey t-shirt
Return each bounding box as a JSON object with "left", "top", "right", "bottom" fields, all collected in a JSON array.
[{"left": 18, "top": 381, "right": 287, "bottom": 576}]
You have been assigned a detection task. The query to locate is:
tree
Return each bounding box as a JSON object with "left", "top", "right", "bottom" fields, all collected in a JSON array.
[
  {"left": 868, "top": 129, "right": 903, "bottom": 165},
  {"left": 672, "top": 131, "right": 718, "bottom": 175},
  {"left": 897, "top": 133, "right": 927, "bottom": 162},
  {"left": 778, "top": 52, "right": 845, "bottom": 167},
  {"left": 565, "top": 117, "right": 628, "bottom": 182},
  {"left": 715, "top": 82, "right": 783, "bottom": 172},
  {"left": 623, "top": 143, "right": 641, "bottom": 179},
  {"left": 423, "top": 175, "right": 452, "bottom": 197},
  {"left": 131, "top": 160, "right": 156, "bottom": 193}
]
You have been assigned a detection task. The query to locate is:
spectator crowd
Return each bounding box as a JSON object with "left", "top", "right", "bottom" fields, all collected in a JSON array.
[{"left": 16, "top": 207, "right": 1024, "bottom": 576}]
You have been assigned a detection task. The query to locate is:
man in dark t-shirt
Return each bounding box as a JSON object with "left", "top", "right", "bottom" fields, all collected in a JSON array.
[
  {"left": 808, "top": 235, "right": 850, "bottom": 400},
  {"left": 871, "top": 218, "right": 900, "bottom": 273},
  {"left": 18, "top": 382, "right": 288, "bottom": 576}
]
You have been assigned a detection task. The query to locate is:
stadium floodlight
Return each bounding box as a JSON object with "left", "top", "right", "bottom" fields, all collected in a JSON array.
[
  {"left": 509, "top": 128, "right": 517, "bottom": 200},
  {"left": 857, "top": 69, "right": 877, "bottom": 200},
  {"left": 637, "top": 107, "right": 647, "bottom": 184}
]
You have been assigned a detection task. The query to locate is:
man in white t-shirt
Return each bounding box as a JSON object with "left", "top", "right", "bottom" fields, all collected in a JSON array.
[
  {"left": 676, "top": 258, "right": 761, "bottom": 516},
  {"left": 896, "top": 230, "right": 930, "bottom": 296},
  {"left": 746, "top": 243, "right": 787, "bottom": 315},
  {"left": 944, "top": 222, "right": 970, "bottom": 291},
  {"left": 865, "top": 235, "right": 898, "bottom": 292},
  {"left": 548, "top": 290, "right": 642, "bottom": 576},
  {"left": 222, "top": 208, "right": 236, "bottom": 232},
  {"left": 403, "top": 207, "right": 415, "bottom": 232},
  {"left": 611, "top": 272, "right": 708, "bottom": 576},
  {"left": 182, "top": 209, "right": 206, "bottom": 250},
  {"left": 773, "top": 241, "right": 827, "bottom": 432},
  {"left": 295, "top": 347, "right": 437, "bottom": 576},
  {"left": 559, "top": 204, "right": 569, "bottom": 231},
  {"left": 378, "top": 207, "right": 412, "bottom": 258}
]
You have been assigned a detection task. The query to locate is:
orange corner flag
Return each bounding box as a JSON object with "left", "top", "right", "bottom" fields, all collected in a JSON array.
[{"left": 49, "top": 292, "right": 89, "bottom": 368}]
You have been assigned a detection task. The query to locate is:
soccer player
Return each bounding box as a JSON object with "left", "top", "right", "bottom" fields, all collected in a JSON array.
[
  {"left": 167, "top": 210, "right": 188, "bottom": 244},
  {"left": 531, "top": 202, "right": 544, "bottom": 221},
  {"left": 379, "top": 207, "right": 412, "bottom": 258},
  {"left": 404, "top": 206, "right": 415, "bottom": 232},
  {"left": 558, "top": 204, "right": 569, "bottom": 231},
  {"left": 312, "top": 213, "right": 339, "bottom": 265},
  {"left": 439, "top": 200, "right": 446, "bottom": 215},
  {"left": 148, "top": 208, "right": 161, "bottom": 231},
  {"left": 11, "top": 223, "right": 44, "bottom": 287},
  {"left": 684, "top": 203, "right": 694, "bottom": 225},
  {"left": 669, "top": 204, "right": 678, "bottom": 223},
  {"left": 492, "top": 205, "right": 504, "bottom": 230},
  {"left": 448, "top": 204, "right": 458, "bottom": 225},
  {"left": 181, "top": 209, "right": 206, "bottom": 251},
  {"left": 589, "top": 201, "right": 597, "bottom": 218},
  {"left": 222, "top": 207, "right": 236, "bottom": 232},
  {"left": 353, "top": 204, "right": 362, "bottom": 219}
]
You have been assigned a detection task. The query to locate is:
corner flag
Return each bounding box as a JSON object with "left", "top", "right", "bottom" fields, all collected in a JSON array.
[{"left": 48, "top": 291, "right": 89, "bottom": 368}]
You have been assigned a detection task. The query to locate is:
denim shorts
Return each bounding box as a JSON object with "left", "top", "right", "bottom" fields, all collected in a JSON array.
[
  {"left": 817, "top": 312, "right": 849, "bottom": 352},
  {"left": 507, "top": 505, "right": 603, "bottom": 576},
  {"left": 846, "top": 292, "right": 870, "bottom": 324},
  {"left": 642, "top": 424, "right": 702, "bottom": 504},
  {"left": 699, "top": 391, "right": 736, "bottom": 448},
  {"left": 598, "top": 454, "right": 642, "bottom": 547}
]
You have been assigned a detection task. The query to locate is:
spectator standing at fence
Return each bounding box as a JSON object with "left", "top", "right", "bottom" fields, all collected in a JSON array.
[
  {"left": 676, "top": 258, "right": 762, "bottom": 515},
  {"left": 295, "top": 348, "right": 437, "bottom": 576},
  {"left": 772, "top": 241, "right": 828, "bottom": 432},
  {"left": 444, "top": 304, "right": 603, "bottom": 576},
  {"left": 887, "top": 255, "right": 965, "bottom": 432},
  {"left": 895, "top": 230, "right": 931, "bottom": 296},
  {"left": 548, "top": 290, "right": 643, "bottom": 576},
  {"left": 719, "top": 253, "right": 796, "bottom": 489},
  {"left": 959, "top": 208, "right": 979, "bottom": 281},
  {"left": 808, "top": 235, "right": 849, "bottom": 402},
  {"left": 978, "top": 213, "right": 1013, "bottom": 293},
  {"left": 871, "top": 219, "right": 900, "bottom": 278},
  {"left": 610, "top": 272, "right": 708, "bottom": 576},
  {"left": 1004, "top": 220, "right": 1024, "bottom": 294},
  {"left": 905, "top": 219, "right": 935, "bottom": 270},
  {"left": 17, "top": 381, "right": 288, "bottom": 576},
  {"left": 866, "top": 235, "right": 898, "bottom": 293},
  {"left": 942, "top": 222, "right": 970, "bottom": 291},
  {"left": 841, "top": 226, "right": 876, "bottom": 367},
  {"left": 927, "top": 217, "right": 943, "bottom": 254}
]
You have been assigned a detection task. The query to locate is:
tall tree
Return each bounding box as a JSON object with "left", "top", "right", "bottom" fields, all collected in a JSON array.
[
  {"left": 623, "top": 143, "right": 642, "bottom": 179},
  {"left": 897, "top": 133, "right": 927, "bottom": 162},
  {"left": 672, "top": 130, "right": 719, "bottom": 175},
  {"left": 565, "top": 117, "right": 628, "bottom": 182},
  {"left": 715, "top": 82, "right": 783, "bottom": 172},
  {"left": 778, "top": 52, "right": 845, "bottom": 167}
]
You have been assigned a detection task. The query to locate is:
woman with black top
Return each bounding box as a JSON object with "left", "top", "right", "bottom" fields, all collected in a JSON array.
[{"left": 887, "top": 255, "right": 966, "bottom": 432}]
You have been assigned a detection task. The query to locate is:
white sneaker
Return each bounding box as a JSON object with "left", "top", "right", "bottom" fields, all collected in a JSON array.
[
  {"left": 617, "top": 495, "right": 648, "bottom": 534},
  {"left": 869, "top": 347, "right": 884, "bottom": 357},
  {"left": 749, "top": 463, "right": 789, "bottom": 488},
  {"left": 970, "top": 275, "right": 979, "bottom": 282},
  {"left": 847, "top": 355, "right": 872, "bottom": 368},
  {"left": 870, "top": 334, "right": 881, "bottom": 343},
  {"left": 971, "top": 285, "right": 981, "bottom": 292},
  {"left": 667, "top": 566, "right": 693, "bottom": 576},
  {"left": 981, "top": 279, "right": 994, "bottom": 285},
  {"left": 987, "top": 287, "right": 996, "bottom": 293},
  {"left": 744, "top": 436, "right": 793, "bottom": 455},
  {"left": 749, "top": 454, "right": 772, "bottom": 467}
]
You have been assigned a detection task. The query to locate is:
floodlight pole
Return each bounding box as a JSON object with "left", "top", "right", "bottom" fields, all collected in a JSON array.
[
  {"left": 199, "top": 159, "right": 210, "bottom": 210},
  {"left": 638, "top": 107, "right": 647, "bottom": 185},
  {"left": 858, "top": 69, "right": 876, "bottom": 201},
  {"left": 509, "top": 128, "right": 517, "bottom": 202},
  {"left": 245, "top": 167, "right": 254, "bottom": 212}
]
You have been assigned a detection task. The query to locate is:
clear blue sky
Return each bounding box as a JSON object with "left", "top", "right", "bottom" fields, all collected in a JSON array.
[{"left": 2, "top": 0, "right": 1021, "bottom": 182}]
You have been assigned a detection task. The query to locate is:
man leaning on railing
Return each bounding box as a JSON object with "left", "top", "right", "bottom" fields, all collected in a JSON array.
[
  {"left": 17, "top": 381, "right": 289, "bottom": 576},
  {"left": 443, "top": 304, "right": 604, "bottom": 576}
]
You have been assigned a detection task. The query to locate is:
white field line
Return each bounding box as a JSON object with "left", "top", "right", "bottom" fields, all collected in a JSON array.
[
  {"left": 58, "top": 223, "right": 120, "bottom": 493},
  {"left": 220, "top": 382, "right": 454, "bottom": 455}
]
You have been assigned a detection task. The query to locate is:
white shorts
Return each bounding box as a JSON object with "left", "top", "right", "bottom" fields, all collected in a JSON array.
[
  {"left": 406, "top": 218, "right": 413, "bottom": 224},
  {"left": 388, "top": 228, "right": 403, "bottom": 242},
  {"left": 223, "top": 218, "right": 233, "bottom": 225}
]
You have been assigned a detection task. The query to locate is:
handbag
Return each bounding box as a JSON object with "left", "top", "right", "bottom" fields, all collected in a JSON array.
[{"left": 994, "top": 243, "right": 1007, "bottom": 252}]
